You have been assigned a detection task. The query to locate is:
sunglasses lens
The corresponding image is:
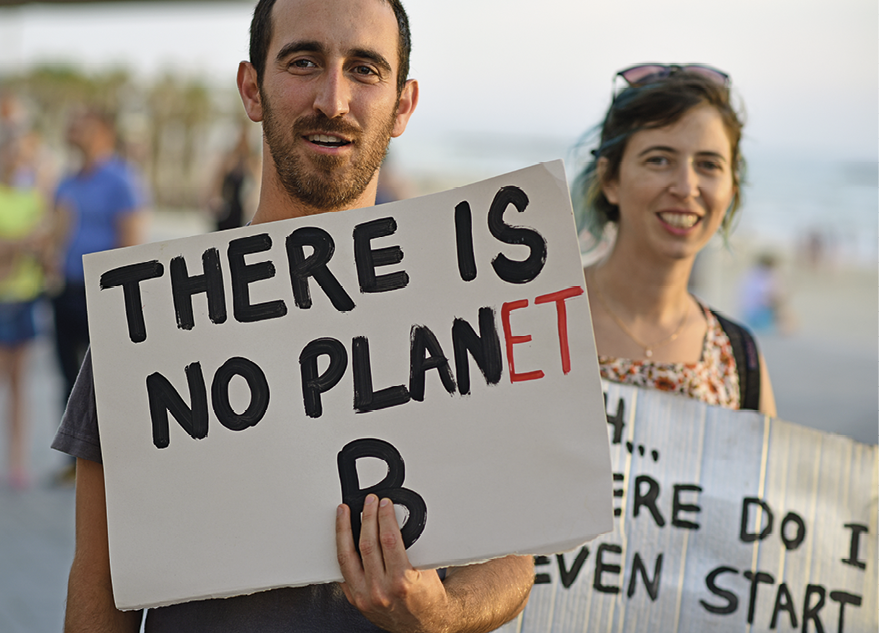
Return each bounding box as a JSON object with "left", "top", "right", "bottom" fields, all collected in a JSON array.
[
  {"left": 682, "top": 65, "right": 729, "bottom": 86},
  {"left": 619, "top": 65, "right": 670, "bottom": 86}
]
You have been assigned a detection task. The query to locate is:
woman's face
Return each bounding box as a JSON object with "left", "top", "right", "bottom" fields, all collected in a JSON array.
[{"left": 601, "top": 104, "right": 736, "bottom": 262}]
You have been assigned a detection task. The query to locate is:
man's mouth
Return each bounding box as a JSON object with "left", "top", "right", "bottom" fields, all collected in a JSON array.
[
  {"left": 306, "top": 134, "right": 351, "bottom": 148},
  {"left": 658, "top": 212, "right": 700, "bottom": 229}
]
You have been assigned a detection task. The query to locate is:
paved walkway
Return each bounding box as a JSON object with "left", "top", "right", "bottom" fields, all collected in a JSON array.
[{"left": 1, "top": 336, "right": 74, "bottom": 633}]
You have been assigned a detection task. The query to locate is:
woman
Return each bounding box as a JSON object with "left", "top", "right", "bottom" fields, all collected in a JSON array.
[{"left": 573, "top": 64, "right": 776, "bottom": 415}]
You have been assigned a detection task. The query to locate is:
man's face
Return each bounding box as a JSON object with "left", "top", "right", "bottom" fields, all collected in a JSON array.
[{"left": 253, "top": 0, "right": 411, "bottom": 212}]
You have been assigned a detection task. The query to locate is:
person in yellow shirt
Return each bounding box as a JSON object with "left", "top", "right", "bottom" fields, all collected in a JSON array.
[{"left": 0, "top": 135, "right": 49, "bottom": 489}]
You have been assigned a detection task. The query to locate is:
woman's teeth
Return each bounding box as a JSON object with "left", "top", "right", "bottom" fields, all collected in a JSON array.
[{"left": 659, "top": 212, "right": 699, "bottom": 229}]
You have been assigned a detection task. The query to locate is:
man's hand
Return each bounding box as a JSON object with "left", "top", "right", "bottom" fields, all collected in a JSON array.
[
  {"left": 336, "top": 494, "right": 452, "bottom": 632},
  {"left": 336, "top": 494, "right": 534, "bottom": 633}
]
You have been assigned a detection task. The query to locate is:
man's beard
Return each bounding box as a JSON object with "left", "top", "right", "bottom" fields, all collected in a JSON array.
[{"left": 261, "top": 90, "right": 397, "bottom": 211}]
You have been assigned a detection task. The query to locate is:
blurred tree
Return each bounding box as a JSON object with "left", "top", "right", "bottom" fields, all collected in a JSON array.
[{"left": 1, "top": 65, "right": 236, "bottom": 209}]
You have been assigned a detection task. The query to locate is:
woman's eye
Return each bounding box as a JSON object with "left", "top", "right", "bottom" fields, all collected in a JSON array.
[{"left": 645, "top": 155, "right": 668, "bottom": 166}]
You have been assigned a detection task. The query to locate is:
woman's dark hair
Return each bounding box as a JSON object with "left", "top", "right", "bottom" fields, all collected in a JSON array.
[
  {"left": 573, "top": 71, "right": 746, "bottom": 243},
  {"left": 248, "top": 0, "right": 412, "bottom": 95}
]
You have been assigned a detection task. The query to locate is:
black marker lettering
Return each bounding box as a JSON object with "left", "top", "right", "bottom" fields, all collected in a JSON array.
[
  {"left": 700, "top": 566, "right": 739, "bottom": 615},
  {"left": 742, "top": 570, "right": 774, "bottom": 625},
  {"left": 672, "top": 484, "right": 702, "bottom": 530},
  {"left": 802, "top": 585, "right": 826, "bottom": 632},
  {"left": 740, "top": 497, "right": 773, "bottom": 542},
  {"left": 211, "top": 357, "right": 269, "bottom": 431},
  {"left": 147, "top": 362, "right": 208, "bottom": 449},
  {"left": 352, "top": 336, "right": 410, "bottom": 412},
  {"left": 533, "top": 555, "right": 552, "bottom": 584},
  {"left": 556, "top": 546, "right": 589, "bottom": 589},
  {"left": 170, "top": 248, "right": 226, "bottom": 331},
  {"left": 353, "top": 217, "right": 408, "bottom": 293},
  {"left": 299, "top": 337, "right": 348, "bottom": 419},
  {"left": 409, "top": 325, "right": 456, "bottom": 401},
  {"left": 604, "top": 394, "right": 625, "bottom": 445},
  {"left": 612, "top": 473, "right": 625, "bottom": 517},
  {"left": 780, "top": 512, "right": 806, "bottom": 551},
  {"left": 100, "top": 260, "right": 164, "bottom": 343},
  {"left": 337, "top": 438, "right": 426, "bottom": 550},
  {"left": 633, "top": 475, "right": 665, "bottom": 527},
  {"left": 770, "top": 583, "right": 799, "bottom": 629},
  {"left": 842, "top": 523, "right": 868, "bottom": 569},
  {"left": 628, "top": 552, "right": 663, "bottom": 601},
  {"left": 452, "top": 307, "right": 502, "bottom": 395},
  {"left": 286, "top": 227, "right": 355, "bottom": 312},
  {"left": 228, "top": 233, "right": 287, "bottom": 322},
  {"left": 829, "top": 591, "right": 861, "bottom": 633},
  {"left": 454, "top": 201, "right": 477, "bottom": 281},
  {"left": 592, "top": 543, "right": 622, "bottom": 594},
  {"left": 487, "top": 186, "right": 547, "bottom": 284}
]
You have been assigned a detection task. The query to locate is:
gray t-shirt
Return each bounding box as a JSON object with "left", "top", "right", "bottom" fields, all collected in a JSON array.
[{"left": 52, "top": 350, "right": 385, "bottom": 633}]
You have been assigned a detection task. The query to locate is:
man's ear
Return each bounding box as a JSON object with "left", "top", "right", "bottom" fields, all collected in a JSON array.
[
  {"left": 238, "top": 61, "right": 264, "bottom": 123},
  {"left": 597, "top": 157, "right": 619, "bottom": 205},
  {"left": 391, "top": 79, "right": 419, "bottom": 138}
]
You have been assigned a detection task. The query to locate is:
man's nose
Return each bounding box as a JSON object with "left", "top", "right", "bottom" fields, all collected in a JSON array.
[{"left": 313, "top": 67, "right": 350, "bottom": 119}]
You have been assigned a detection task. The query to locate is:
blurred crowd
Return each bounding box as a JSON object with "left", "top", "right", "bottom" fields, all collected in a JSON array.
[
  {"left": 0, "top": 88, "right": 267, "bottom": 491},
  {"left": 1, "top": 91, "right": 150, "bottom": 489}
]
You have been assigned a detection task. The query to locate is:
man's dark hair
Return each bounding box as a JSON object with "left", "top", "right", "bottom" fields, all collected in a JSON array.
[{"left": 249, "top": 0, "right": 411, "bottom": 94}]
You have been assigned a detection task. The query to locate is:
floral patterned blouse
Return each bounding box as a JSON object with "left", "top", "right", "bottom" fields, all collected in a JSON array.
[{"left": 598, "top": 303, "right": 741, "bottom": 409}]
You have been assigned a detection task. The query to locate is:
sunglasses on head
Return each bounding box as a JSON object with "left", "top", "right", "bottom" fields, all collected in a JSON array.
[{"left": 616, "top": 63, "right": 730, "bottom": 88}]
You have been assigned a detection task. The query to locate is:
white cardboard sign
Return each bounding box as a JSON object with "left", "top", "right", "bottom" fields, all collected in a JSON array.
[
  {"left": 83, "top": 161, "right": 613, "bottom": 610},
  {"left": 499, "top": 382, "right": 877, "bottom": 633}
]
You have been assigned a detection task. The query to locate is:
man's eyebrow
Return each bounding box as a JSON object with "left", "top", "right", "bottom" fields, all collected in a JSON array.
[
  {"left": 348, "top": 48, "right": 392, "bottom": 75},
  {"left": 275, "top": 40, "right": 325, "bottom": 63}
]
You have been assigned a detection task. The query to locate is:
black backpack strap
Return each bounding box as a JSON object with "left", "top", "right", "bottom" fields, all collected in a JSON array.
[{"left": 712, "top": 310, "right": 761, "bottom": 411}]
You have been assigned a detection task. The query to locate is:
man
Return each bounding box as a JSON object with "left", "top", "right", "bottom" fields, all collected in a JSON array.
[{"left": 53, "top": 0, "right": 535, "bottom": 630}]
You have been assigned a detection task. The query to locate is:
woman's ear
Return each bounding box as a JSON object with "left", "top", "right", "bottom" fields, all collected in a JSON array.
[{"left": 597, "top": 157, "right": 619, "bottom": 205}]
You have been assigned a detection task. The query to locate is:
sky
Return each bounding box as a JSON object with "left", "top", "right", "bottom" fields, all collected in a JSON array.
[{"left": 0, "top": 0, "right": 876, "bottom": 163}]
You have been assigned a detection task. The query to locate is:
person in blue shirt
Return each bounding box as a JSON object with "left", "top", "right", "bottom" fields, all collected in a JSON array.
[{"left": 52, "top": 108, "right": 147, "bottom": 412}]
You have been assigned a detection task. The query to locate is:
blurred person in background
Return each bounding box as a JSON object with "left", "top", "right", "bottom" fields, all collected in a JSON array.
[
  {"left": 0, "top": 91, "right": 27, "bottom": 149},
  {"left": 207, "top": 124, "right": 258, "bottom": 231},
  {"left": 738, "top": 252, "right": 794, "bottom": 334},
  {"left": 574, "top": 64, "right": 776, "bottom": 416},
  {"left": 0, "top": 135, "right": 51, "bottom": 489},
  {"left": 50, "top": 107, "right": 148, "bottom": 481}
]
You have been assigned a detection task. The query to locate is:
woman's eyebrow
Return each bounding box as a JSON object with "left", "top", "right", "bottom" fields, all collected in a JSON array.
[{"left": 637, "top": 145, "right": 676, "bottom": 157}]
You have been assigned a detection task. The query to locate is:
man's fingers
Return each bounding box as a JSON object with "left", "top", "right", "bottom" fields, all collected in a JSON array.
[
  {"left": 358, "top": 494, "right": 385, "bottom": 576},
  {"left": 377, "top": 497, "right": 410, "bottom": 572},
  {"left": 335, "top": 503, "right": 363, "bottom": 583}
]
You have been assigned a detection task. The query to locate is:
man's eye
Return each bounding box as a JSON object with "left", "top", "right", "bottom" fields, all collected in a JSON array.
[
  {"left": 352, "top": 65, "right": 378, "bottom": 77},
  {"left": 289, "top": 59, "right": 317, "bottom": 69}
]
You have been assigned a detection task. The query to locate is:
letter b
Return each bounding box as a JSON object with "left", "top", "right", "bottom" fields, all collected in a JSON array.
[{"left": 337, "top": 438, "right": 427, "bottom": 550}]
